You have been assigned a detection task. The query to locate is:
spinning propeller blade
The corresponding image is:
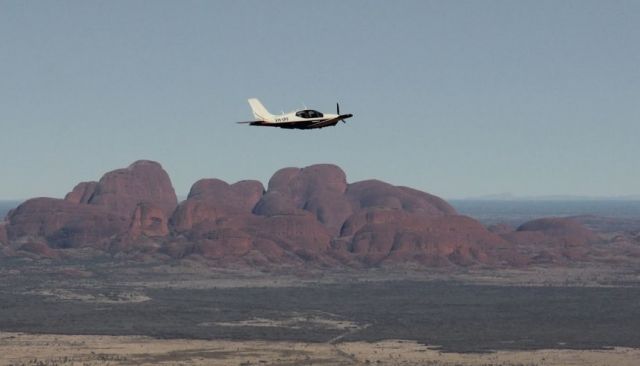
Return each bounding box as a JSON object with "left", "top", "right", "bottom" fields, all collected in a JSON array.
[{"left": 337, "top": 102, "right": 347, "bottom": 123}]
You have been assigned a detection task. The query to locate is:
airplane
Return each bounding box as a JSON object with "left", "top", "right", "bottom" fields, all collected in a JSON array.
[{"left": 237, "top": 98, "right": 353, "bottom": 129}]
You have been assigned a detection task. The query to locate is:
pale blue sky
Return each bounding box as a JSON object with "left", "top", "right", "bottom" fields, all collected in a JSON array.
[{"left": 1, "top": 0, "right": 638, "bottom": 200}]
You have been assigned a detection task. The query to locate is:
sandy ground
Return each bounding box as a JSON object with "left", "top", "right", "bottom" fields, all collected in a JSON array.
[{"left": 1, "top": 332, "right": 640, "bottom": 366}]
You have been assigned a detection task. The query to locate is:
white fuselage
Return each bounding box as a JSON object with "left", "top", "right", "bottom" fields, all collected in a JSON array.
[
  {"left": 244, "top": 98, "right": 353, "bottom": 130},
  {"left": 268, "top": 111, "right": 340, "bottom": 124}
]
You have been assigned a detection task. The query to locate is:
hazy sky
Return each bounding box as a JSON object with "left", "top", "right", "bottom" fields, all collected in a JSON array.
[{"left": 1, "top": 0, "right": 638, "bottom": 200}]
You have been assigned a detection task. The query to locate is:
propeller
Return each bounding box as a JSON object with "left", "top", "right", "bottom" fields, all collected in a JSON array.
[{"left": 337, "top": 102, "right": 347, "bottom": 123}]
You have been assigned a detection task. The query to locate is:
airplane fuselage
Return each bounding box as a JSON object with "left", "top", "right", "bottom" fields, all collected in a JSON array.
[
  {"left": 239, "top": 99, "right": 353, "bottom": 130},
  {"left": 252, "top": 111, "right": 350, "bottom": 129}
]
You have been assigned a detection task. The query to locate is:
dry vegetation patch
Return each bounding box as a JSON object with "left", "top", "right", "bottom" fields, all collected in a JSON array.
[{"left": 2, "top": 332, "right": 640, "bottom": 366}]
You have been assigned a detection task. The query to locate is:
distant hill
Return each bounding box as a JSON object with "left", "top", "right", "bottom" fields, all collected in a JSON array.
[
  {"left": 450, "top": 199, "right": 640, "bottom": 227},
  {"left": 454, "top": 194, "right": 640, "bottom": 201},
  {"left": 2, "top": 161, "right": 637, "bottom": 268}
]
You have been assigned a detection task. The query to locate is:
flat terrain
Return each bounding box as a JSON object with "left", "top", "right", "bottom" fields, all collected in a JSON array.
[
  {"left": 3, "top": 278, "right": 640, "bottom": 352},
  {"left": 3, "top": 332, "right": 640, "bottom": 366},
  {"left": 1, "top": 260, "right": 640, "bottom": 365}
]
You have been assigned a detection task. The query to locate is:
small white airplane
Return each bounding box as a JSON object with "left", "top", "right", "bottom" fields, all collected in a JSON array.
[{"left": 237, "top": 98, "right": 353, "bottom": 129}]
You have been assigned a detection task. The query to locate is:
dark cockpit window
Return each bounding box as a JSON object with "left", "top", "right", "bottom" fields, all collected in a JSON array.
[{"left": 296, "top": 110, "right": 324, "bottom": 119}]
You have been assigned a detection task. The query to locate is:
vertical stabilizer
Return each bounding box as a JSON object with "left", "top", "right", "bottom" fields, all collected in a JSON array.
[{"left": 248, "top": 98, "right": 273, "bottom": 121}]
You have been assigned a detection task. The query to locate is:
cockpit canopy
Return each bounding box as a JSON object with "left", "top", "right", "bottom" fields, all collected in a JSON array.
[{"left": 296, "top": 110, "right": 324, "bottom": 119}]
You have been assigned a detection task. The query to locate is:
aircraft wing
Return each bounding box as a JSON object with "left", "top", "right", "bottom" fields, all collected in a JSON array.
[
  {"left": 308, "top": 117, "right": 342, "bottom": 129},
  {"left": 237, "top": 119, "right": 325, "bottom": 128}
]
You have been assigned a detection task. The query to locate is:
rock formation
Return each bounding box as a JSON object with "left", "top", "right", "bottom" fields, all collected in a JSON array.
[
  {"left": 171, "top": 179, "right": 263, "bottom": 232},
  {"left": 128, "top": 203, "right": 171, "bottom": 238},
  {"left": 2, "top": 160, "right": 603, "bottom": 268},
  {"left": 337, "top": 210, "right": 516, "bottom": 266},
  {"left": 6, "top": 198, "right": 129, "bottom": 249},
  {"left": 517, "top": 217, "right": 599, "bottom": 246},
  {"left": 253, "top": 164, "right": 352, "bottom": 236},
  {"left": 346, "top": 180, "right": 455, "bottom": 216},
  {"left": 5, "top": 161, "right": 177, "bottom": 250},
  {"left": 18, "top": 241, "right": 59, "bottom": 258},
  {"left": 85, "top": 160, "right": 178, "bottom": 217},
  {"left": 180, "top": 213, "right": 332, "bottom": 263},
  {"left": 0, "top": 223, "right": 7, "bottom": 245},
  {"left": 501, "top": 217, "right": 598, "bottom": 263},
  {"left": 64, "top": 181, "right": 98, "bottom": 204}
]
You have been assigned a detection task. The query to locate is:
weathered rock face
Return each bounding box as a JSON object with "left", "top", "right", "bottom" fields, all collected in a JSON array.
[
  {"left": 346, "top": 180, "right": 456, "bottom": 216},
  {"left": 178, "top": 212, "right": 332, "bottom": 262},
  {"left": 128, "top": 203, "right": 170, "bottom": 238},
  {"left": 6, "top": 161, "right": 178, "bottom": 250},
  {"left": 0, "top": 223, "right": 7, "bottom": 245},
  {"left": 18, "top": 241, "right": 59, "bottom": 258},
  {"left": 252, "top": 192, "right": 300, "bottom": 216},
  {"left": 2, "top": 161, "right": 607, "bottom": 268},
  {"left": 268, "top": 165, "right": 348, "bottom": 199},
  {"left": 252, "top": 165, "right": 457, "bottom": 238},
  {"left": 338, "top": 210, "right": 511, "bottom": 266},
  {"left": 6, "top": 198, "right": 129, "bottom": 249},
  {"left": 64, "top": 181, "right": 98, "bottom": 204},
  {"left": 88, "top": 160, "right": 178, "bottom": 218},
  {"left": 501, "top": 217, "right": 600, "bottom": 263},
  {"left": 517, "top": 217, "right": 599, "bottom": 245},
  {"left": 188, "top": 179, "right": 264, "bottom": 207},
  {"left": 171, "top": 179, "right": 264, "bottom": 232},
  {"left": 253, "top": 165, "right": 350, "bottom": 235}
]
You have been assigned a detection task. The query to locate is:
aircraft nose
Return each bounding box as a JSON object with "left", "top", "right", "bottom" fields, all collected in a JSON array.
[{"left": 344, "top": 114, "right": 353, "bottom": 118}]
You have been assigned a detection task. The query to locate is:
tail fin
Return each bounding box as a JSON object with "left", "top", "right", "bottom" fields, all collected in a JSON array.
[{"left": 248, "top": 98, "right": 273, "bottom": 121}]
